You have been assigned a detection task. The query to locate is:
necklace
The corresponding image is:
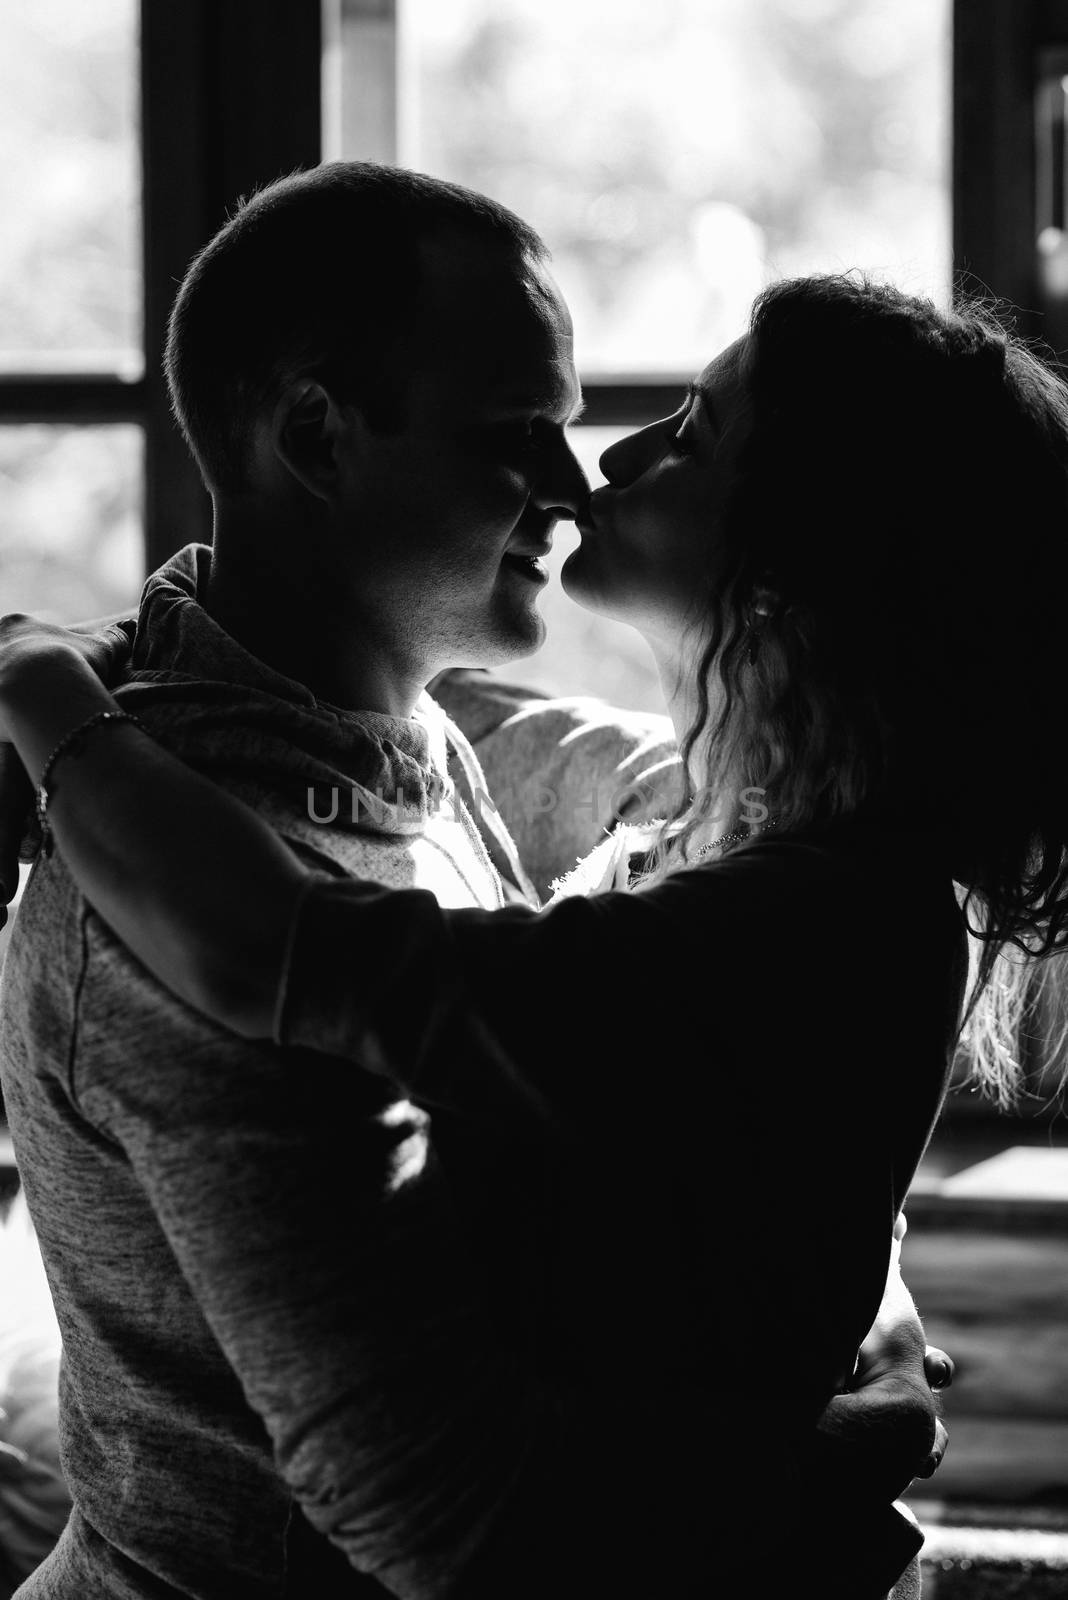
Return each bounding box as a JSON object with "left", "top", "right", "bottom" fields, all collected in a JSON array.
[{"left": 694, "top": 816, "right": 779, "bottom": 860}]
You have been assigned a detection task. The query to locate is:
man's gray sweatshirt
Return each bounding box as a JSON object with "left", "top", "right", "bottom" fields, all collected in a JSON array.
[{"left": 0, "top": 546, "right": 535, "bottom": 1598}]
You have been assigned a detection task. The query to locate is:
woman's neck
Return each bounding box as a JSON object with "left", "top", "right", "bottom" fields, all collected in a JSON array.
[{"left": 648, "top": 636, "right": 735, "bottom": 847}]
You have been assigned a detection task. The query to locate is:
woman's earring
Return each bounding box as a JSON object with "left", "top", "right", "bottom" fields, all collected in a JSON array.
[{"left": 746, "top": 582, "right": 781, "bottom": 665}]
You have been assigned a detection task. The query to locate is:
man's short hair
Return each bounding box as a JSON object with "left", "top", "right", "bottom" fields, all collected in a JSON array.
[{"left": 164, "top": 161, "right": 547, "bottom": 494}]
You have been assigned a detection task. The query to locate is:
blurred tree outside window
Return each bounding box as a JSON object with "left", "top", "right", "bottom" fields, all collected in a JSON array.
[
  {"left": 0, "top": 0, "right": 140, "bottom": 370},
  {"left": 0, "top": 429, "right": 143, "bottom": 622},
  {"left": 397, "top": 0, "right": 950, "bottom": 709},
  {"left": 0, "top": 0, "right": 142, "bottom": 626},
  {"left": 408, "top": 0, "right": 950, "bottom": 376}
]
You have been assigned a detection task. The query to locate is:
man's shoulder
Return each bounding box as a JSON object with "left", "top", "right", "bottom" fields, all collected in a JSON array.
[{"left": 3, "top": 850, "right": 269, "bottom": 1115}]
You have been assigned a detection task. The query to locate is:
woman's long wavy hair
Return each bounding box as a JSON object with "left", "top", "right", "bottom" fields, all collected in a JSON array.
[{"left": 646, "top": 274, "right": 1068, "bottom": 1106}]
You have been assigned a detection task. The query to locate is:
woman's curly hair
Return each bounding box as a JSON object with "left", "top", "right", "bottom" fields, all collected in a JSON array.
[{"left": 649, "top": 273, "right": 1068, "bottom": 1106}]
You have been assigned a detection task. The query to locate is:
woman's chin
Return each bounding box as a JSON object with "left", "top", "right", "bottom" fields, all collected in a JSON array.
[{"left": 560, "top": 548, "right": 618, "bottom": 619}]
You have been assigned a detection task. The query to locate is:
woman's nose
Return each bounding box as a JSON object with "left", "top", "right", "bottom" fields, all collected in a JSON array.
[{"left": 599, "top": 419, "right": 664, "bottom": 487}]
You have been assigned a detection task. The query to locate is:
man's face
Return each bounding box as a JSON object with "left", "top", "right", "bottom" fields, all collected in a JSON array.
[{"left": 335, "top": 240, "right": 587, "bottom": 677}]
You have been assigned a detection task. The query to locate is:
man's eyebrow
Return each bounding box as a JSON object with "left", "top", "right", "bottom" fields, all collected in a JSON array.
[{"left": 495, "top": 389, "right": 584, "bottom": 421}]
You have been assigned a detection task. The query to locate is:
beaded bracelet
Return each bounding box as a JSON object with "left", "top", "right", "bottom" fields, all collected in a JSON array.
[{"left": 36, "top": 709, "right": 147, "bottom": 858}]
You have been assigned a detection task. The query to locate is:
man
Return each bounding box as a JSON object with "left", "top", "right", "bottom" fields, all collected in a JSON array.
[{"left": 0, "top": 163, "right": 944, "bottom": 1597}]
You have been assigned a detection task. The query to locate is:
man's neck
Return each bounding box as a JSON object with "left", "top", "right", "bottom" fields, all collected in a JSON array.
[{"left": 204, "top": 517, "right": 426, "bottom": 718}]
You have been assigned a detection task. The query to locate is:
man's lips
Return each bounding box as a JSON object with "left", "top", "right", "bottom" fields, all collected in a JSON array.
[
  {"left": 502, "top": 542, "right": 551, "bottom": 582},
  {"left": 505, "top": 539, "right": 553, "bottom": 560}
]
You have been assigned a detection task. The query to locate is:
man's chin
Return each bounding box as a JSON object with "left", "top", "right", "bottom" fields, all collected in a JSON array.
[
  {"left": 450, "top": 606, "right": 547, "bottom": 670},
  {"left": 494, "top": 608, "right": 547, "bottom": 664}
]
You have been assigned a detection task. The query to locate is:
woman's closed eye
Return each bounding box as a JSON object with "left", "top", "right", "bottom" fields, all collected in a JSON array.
[
  {"left": 664, "top": 384, "right": 700, "bottom": 457},
  {"left": 666, "top": 419, "right": 696, "bottom": 457}
]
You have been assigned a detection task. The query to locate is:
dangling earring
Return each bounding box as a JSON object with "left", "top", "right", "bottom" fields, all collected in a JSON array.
[{"left": 745, "top": 581, "right": 780, "bottom": 666}]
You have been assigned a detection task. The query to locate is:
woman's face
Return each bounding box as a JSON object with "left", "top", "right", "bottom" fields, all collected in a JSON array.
[{"left": 562, "top": 336, "right": 751, "bottom": 644}]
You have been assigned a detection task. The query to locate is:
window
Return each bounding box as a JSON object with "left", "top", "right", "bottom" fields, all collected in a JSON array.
[
  {"left": 0, "top": 0, "right": 142, "bottom": 622},
  {"left": 331, "top": 0, "right": 951, "bottom": 708},
  {"left": 0, "top": 0, "right": 1066, "bottom": 1518},
  {"left": 406, "top": 0, "right": 951, "bottom": 376}
]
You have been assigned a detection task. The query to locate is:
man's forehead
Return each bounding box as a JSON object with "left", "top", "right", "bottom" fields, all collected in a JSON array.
[
  {"left": 416, "top": 244, "right": 579, "bottom": 413},
  {"left": 444, "top": 341, "right": 581, "bottom": 421}
]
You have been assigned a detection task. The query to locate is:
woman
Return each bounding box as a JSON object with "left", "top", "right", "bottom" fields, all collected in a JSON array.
[{"left": 1, "top": 274, "right": 1063, "bottom": 1596}]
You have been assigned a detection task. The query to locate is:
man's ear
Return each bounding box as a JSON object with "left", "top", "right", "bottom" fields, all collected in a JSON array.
[{"left": 272, "top": 380, "right": 356, "bottom": 503}]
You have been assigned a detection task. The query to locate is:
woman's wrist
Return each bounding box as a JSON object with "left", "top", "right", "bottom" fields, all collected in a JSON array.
[
  {"left": 0, "top": 634, "right": 86, "bottom": 703},
  {"left": 0, "top": 643, "right": 118, "bottom": 786}
]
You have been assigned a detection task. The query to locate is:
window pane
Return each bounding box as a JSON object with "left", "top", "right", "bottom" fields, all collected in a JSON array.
[
  {"left": 406, "top": 0, "right": 950, "bottom": 373},
  {"left": 0, "top": 427, "right": 143, "bottom": 619},
  {"left": 0, "top": 0, "right": 140, "bottom": 373},
  {"left": 497, "top": 426, "right": 667, "bottom": 714}
]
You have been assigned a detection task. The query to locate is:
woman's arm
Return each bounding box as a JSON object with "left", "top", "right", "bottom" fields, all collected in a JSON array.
[
  {"left": 0, "top": 620, "right": 309, "bottom": 1034},
  {"left": 0, "top": 616, "right": 857, "bottom": 1128},
  {"left": 0, "top": 621, "right": 619, "bottom": 1116}
]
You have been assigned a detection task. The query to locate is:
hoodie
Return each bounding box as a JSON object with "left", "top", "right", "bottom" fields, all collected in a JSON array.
[{"left": 0, "top": 545, "right": 538, "bottom": 1599}]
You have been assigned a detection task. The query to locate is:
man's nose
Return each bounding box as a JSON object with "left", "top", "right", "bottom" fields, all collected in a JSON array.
[{"left": 531, "top": 433, "right": 590, "bottom": 520}]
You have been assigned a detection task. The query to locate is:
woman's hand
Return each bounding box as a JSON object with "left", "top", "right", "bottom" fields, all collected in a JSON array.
[
  {"left": 0, "top": 614, "right": 133, "bottom": 740},
  {"left": 0, "top": 614, "right": 134, "bottom": 912},
  {"left": 0, "top": 613, "right": 308, "bottom": 1037}
]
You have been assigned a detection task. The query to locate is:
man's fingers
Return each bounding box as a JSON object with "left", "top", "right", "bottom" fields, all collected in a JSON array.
[
  {"left": 924, "top": 1346, "right": 955, "bottom": 1391},
  {"left": 913, "top": 1418, "right": 949, "bottom": 1479}
]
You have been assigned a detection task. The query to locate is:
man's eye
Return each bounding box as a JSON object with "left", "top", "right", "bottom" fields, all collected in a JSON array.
[{"left": 492, "top": 420, "right": 560, "bottom": 460}]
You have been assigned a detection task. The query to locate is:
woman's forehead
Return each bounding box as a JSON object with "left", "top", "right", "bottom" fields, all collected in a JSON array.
[{"left": 695, "top": 335, "right": 748, "bottom": 403}]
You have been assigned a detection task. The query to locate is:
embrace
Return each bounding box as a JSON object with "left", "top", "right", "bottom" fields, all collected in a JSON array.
[{"left": 1, "top": 162, "right": 1066, "bottom": 1600}]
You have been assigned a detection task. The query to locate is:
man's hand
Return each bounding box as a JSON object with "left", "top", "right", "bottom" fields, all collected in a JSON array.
[
  {"left": 813, "top": 1335, "right": 952, "bottom": 1503},
  {"left": 809, "top": 1252, "right": 953, "bottom": 1503}
]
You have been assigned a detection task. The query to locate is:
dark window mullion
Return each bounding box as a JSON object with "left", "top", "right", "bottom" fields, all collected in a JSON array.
[
  {"left": 0, "top": 377, "right": 145, "bottom": 425},
  {"left": 139, "top": 0, "right": 324, "bottom": 571},
  {"left": 577, "top": 380, "right": 689, "bottom": 429}
]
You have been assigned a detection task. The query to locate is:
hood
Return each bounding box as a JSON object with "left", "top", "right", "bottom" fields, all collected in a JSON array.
[{"left": 116, "top": 544, "right": 451, "bottom": 838}]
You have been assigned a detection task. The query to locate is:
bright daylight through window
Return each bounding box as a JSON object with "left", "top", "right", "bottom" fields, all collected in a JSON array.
[{"left": 376, "top": 0, "right": 951, "bottom": 707}]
